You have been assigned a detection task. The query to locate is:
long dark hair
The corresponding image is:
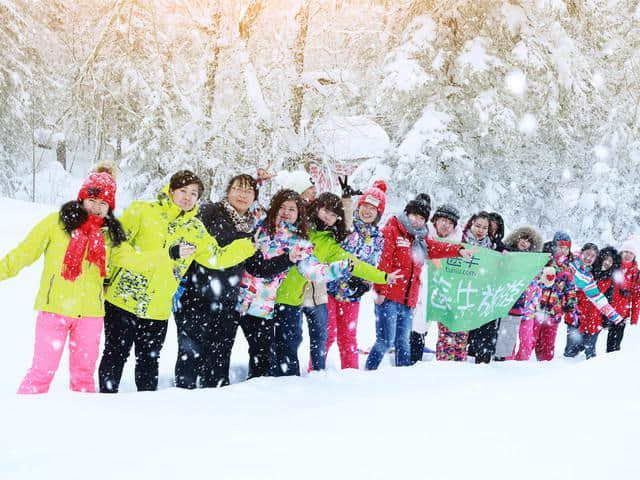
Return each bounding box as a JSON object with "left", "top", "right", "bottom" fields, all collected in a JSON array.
[
  {"left": 59, "top": 201, "right": 127, "bottom": 247},
  {"left": 264, "top": 189, "right": 308, "bottom": 238},
  {"left": 308, "top": 192, "right": 347, "bottom": 243},
  {"left": 593, "top": 246, "right": 621, "bottom": 282},
  {"left": 462, "top": 211, "right": 491, "bottom": 240}
]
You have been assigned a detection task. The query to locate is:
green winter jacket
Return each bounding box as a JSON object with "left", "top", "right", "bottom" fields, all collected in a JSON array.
[
  {"left": 275, "top": 229, "right": 388, "bottom": 306},
  {"left": 0, "top": 212, "right": 160, "bottom": 318},
  {"left": 105, "top": 185, "right": 255, "bottom": 320}
]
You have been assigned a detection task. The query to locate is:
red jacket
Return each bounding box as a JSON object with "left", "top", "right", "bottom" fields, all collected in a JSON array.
[
  {"left": 612, "top": 261, "right": 640, "bottom": 325},
  {"left": 374, "top": 216, "right": 463, "bottom": 308},
  {"left": 578, "top": 278, "right": 613, "bottom": 334}
]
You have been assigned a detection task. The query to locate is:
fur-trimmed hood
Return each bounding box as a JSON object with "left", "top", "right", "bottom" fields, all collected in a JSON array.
[{"left": 504, "top": 226, "right": 544, "bottom": 252}]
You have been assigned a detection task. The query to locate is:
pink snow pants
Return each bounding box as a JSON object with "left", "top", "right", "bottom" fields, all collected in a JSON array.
[
  {"left": 326, "top": 296, "right": 361, "bottom": 369},
  {"left": 18, "top": 311, "right": 103, "bottom": 394},
  {"left": 515, "top": 318, "right": 559, "bottom": 362}
]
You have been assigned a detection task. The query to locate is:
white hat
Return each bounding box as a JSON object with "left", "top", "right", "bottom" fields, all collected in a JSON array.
[
  {"left": 619, "top": 237, "right": 638, "bottom": 258},
  {"left": 274, "top": 170, "right": 314, "bottom": 195}
]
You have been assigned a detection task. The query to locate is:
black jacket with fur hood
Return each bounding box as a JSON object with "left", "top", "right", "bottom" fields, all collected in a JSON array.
[{"left": 504, "top": 226, "right": 544, "bottom": 253}]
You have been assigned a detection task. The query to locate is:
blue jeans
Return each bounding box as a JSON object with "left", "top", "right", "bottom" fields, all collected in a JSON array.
[
  {"left": 365, "top": 299, "right": 413, "bottom": 370},
  {"left": 302, "top": 304, "right": 328, "bottom": 371},
  {"left": 273, "top": 304, "right": 303, "bottom": 376}
]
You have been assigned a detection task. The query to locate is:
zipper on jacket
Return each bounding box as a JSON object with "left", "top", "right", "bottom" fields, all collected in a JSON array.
[
  {"left": 404, "top": 261, "right": 414, "bottom": 305},
  {"left": 311, "top": 282, "right": 318, "bottom": 307},
  {"left": 46, "top": 275, "right": 54, "bottom": 304},
  {"left": 106, "top": 267, "right": 121, "bottom": 288}
]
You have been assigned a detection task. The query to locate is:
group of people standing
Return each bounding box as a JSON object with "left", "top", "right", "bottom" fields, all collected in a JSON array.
[
  {"left": 0, "top": 163, "right": 635, "bottom": 395},
  {"left": 410, "top": 213, "right": 637, "bottom": 366}
]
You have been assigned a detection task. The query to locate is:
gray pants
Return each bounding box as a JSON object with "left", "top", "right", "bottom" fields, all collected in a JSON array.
[{"left": 494, "top": 315, "right": 521, "bottom": 358}]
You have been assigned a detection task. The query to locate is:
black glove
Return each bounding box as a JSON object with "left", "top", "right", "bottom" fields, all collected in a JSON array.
[
  {"left": 236, "top": 230, "right": 255, "bottom": 240},
  {"left": 338, "top": 175, "right": 362, "bottom": 198},
  {"left": 345, "top": 276, "right": 371, "bottom": 300}
]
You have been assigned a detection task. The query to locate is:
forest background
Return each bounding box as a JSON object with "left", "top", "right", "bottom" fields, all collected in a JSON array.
[{"left": 1, "top": 0, "right": 639, "bottom": 243}]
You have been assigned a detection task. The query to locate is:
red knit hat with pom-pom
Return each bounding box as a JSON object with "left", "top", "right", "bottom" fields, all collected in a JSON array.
[
  {"left": 358, "top": 180, "right": 387, "bottom": 215},
  {"left": 78, "top": 172, "right": 116, "bottom": 210}
]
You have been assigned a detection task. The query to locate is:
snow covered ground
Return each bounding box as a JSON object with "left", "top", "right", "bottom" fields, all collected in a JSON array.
[{"left": 1, "top": 197, "right": 639, "bottom": 480}]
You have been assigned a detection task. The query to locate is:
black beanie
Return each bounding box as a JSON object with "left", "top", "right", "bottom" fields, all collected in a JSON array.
[
  {"left": 431, "top": 204, "right": 460, "bottom": 227},
  {"left": 404, "top": 193, "right": 431, "bottom": 221}
]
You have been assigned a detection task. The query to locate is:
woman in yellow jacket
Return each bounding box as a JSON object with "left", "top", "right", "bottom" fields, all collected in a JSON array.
[
  {"left": 0, "top": 170, "right": 155, "bottom": 394},
  {"left": 98, "top": 170, "right": 255, "bottom": 393}
]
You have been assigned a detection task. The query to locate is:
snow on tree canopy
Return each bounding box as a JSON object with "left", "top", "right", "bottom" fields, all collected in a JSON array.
[
  {"left": 1, "top": 0, "right": 640, "bottom": 244},
  {"left": 312, "top": 115, "right": 390, "bottom": 162}
]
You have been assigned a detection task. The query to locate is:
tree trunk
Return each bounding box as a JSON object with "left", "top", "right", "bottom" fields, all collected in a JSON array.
[
  {"left": 203, "top": 2, "right": 223, "bottom": 166},
  {"left": 95, "top": 96, "right": 105, "bottom": 162},
  {"left": 116, "top": 106, "right": 122, "bottom": 160},
  {"left": 205, "top": 3, "right": 222, "bottom": 119},
  {"left": 56, "top": 140, "right": 66, "bottom": 170},
  {"left": 239, "top": 0, "right": 263, "bottom": 42},
  {"left": 238, "top": 0, "right": 272, "bottom": 126},
  {"left": 31, "top": 104, "right": 36, "bottom": 202},
  {"left": 290, "top": 0, "right": 311, "bottom": 135}
]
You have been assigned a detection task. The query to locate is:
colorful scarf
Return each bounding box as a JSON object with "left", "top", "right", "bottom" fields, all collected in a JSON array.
[{"left": 569, "top": 259, "right": 622, "bottom": 324}]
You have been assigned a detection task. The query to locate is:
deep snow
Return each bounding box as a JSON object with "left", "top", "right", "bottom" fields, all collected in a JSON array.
[{"left": 1, "top": 197, "right": 639, "bottom": 480}]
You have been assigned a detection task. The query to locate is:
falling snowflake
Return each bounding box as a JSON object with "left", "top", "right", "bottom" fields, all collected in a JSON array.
[
  {"left": 518, "top": 113, "right": 537, "bottom": 135},
  {"left": 505, "top": 69, "right": 527, "bottom": 96}
]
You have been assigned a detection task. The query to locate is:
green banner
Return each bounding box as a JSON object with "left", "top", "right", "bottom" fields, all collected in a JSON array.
[{"left": 427, "top": 246, "right": 549, "bottom": 332}]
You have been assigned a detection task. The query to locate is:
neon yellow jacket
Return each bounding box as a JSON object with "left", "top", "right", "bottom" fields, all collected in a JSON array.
[
  {"left": 0, "top": 212, "right": 158, "bottom": 318},
  {"left": 105, "top": 185, "right": 255, "bottom": 320},
  {"left": 275, "top": 229, "right": 388, "bottom": 306}
]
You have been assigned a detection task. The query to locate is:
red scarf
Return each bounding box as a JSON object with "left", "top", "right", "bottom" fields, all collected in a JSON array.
[{"left": 62, "top": 215, "right": 107, "bottom": 281}]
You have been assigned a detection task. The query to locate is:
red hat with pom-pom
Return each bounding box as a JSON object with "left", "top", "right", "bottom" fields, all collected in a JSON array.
[
  {"left": 77, "top": 172, "right": 116, "bottom": 210},
  {"left": 358, "top": 180, "right": 387, "bottom": 216}
]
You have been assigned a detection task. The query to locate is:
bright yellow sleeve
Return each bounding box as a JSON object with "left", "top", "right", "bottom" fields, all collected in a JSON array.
[
  {"left": 109, "top": 242, "right": 168, "bottom": 273},
  {"left": 194, "top": 235, "right": 255, "bottom": 270},
  {"left": 118, "top": 202, "right": 144, "bottom": 243},
  {"left": 0, "top": 213, "right": 55, "bottom": 281}
]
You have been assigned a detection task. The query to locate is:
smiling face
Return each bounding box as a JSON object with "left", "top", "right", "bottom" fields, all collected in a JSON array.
[
  {"left": 517, "top": 236, "right": 531, "bottom": 252},
  {"left": 471, "top": 217, "right": 489, "bottom": 241},
  {"left": 556, "top": 245, "right": 570, "bottom": 259},
  {"left": 318, "top": 207, "right": 338, "bottom": 227},
  {"left": 358, "top": 202, "right": 378, "bottom": 224},
  {"left": 621, "top": 250, "right": 636, "bottom": 263},
  {"left": 171, "top": 183, "right": 200, "bottom": 212},
  {"left": 227, "top": 179, "right": 256, "bottom": 214},
  {"left": 601, "top": 255, "right": 614, "bottom": 271},
  {"left": 82, "top": 198, "right": 109, "bottom": 218},
  {"left": 276, "top": 199, "right": 299, "bottom": 225},
  {"left": 489, "top": 220, "right": 499, "bottom": 237},
  {"left": 300, "top": 186, "right": 317, "bottom": 204},
  {"left": 434, "top": 217, "right": 455, "bottom": 238},
  {"left": 582, "top": 248, "right": 597, "bottom": 267},
  {"left": 408, "top": 213, "right": 426, "bottom": 229}
]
